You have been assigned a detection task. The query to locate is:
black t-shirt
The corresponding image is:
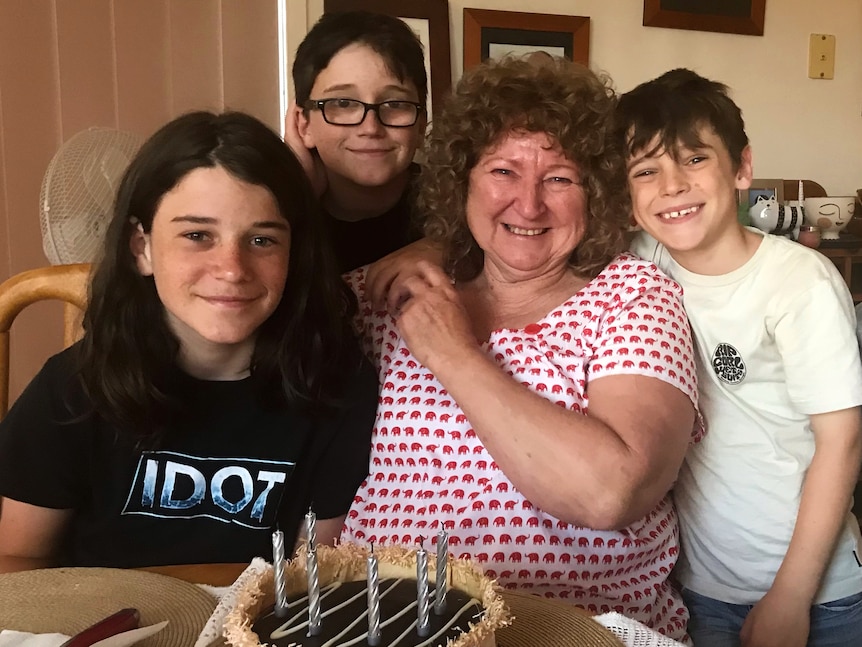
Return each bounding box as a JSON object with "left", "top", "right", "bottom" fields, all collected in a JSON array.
[
  {"left": 326, "top": 164, "right": 420, "bottom": 272},
  {"left": 0, "top": 348, "right": 378, "bottom": 567}
]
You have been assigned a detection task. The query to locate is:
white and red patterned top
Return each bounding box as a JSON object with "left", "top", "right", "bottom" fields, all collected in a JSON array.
[{"left": 342, "top": 253, "right": 703, "bottom": 641}]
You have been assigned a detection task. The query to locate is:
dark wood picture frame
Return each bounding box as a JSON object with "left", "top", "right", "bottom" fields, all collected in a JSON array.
[
  {"left": 322, "top": 0, "right": 451, "bottom": 116},
  {"left": 643, "top": 0, "right": 766, "bottom": 36},
  {"left": 463, "top": 9, "right": 590, "bottom": 71}
]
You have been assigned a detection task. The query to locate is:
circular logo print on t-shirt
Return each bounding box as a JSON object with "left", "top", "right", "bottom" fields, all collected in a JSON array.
[{"left": 711, "top": 343, "right": 746, "bottom": 384}]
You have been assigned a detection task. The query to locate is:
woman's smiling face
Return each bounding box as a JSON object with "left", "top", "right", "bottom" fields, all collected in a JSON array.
[{"left": 466, "top": 130, "right": 587, "bottom": 281}]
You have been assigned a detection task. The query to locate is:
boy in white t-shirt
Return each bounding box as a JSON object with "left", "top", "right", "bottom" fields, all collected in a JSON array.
[{"left": 617, "top": 68, "right": 862, "bottom": 647}]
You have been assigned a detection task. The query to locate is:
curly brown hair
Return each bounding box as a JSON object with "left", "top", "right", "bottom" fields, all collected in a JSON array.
[{"left": 419, "top": 56, "right": 629, "bottom": 281}]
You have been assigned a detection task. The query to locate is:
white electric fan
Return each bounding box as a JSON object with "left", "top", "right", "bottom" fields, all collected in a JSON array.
[{"left": 39, "top": 127, "right": 143, "bottom": 264}]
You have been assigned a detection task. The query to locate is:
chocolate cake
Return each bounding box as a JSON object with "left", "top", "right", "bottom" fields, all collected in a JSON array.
[{"left": 223, "top": 543, "right": 509, "bottom": 647}]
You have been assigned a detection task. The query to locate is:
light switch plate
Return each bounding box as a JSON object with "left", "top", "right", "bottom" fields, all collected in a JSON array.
[{"left": 808, "top": 34, "right": 835, "bottom": 79}]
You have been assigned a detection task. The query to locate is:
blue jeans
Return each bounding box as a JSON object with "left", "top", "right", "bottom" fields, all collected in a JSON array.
[{"left": 681, "top": 588, "right": 862, "bottom": 647}]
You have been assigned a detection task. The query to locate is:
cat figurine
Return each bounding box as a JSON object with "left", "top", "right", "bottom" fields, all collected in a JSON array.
[{"left": 749, "top": 195, "right": 802, "bottom": 239}]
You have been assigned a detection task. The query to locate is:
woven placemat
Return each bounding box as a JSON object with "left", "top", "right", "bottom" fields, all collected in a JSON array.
[
  {"left": 498, "top": 591, "right": 624, "bottom": 647},
  {"left": 0, "top": 567, "right": 217, "bottom": 647}
]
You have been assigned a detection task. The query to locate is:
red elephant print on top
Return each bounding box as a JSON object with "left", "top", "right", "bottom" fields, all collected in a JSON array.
[{"left": 342, "top": 253, "right": 702, "bottom": 639}]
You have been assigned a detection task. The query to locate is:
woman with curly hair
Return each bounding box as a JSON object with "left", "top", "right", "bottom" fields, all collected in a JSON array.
[{"left": 342, "top": 56, "right": 702, "bottom": 640}]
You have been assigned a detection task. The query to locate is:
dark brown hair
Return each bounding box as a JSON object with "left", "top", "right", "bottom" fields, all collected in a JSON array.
[
  {"left": 293, "top": 11, "right": 427, "bottom": 108},
  {"left": 615, "top": 68, "right": 749, "bottom": 170}
]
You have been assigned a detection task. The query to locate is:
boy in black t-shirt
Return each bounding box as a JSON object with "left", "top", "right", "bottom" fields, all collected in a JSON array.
[
  {"left": 285, "top": 11, "right": 427, "bottom": 271},
  {"left": 0, "top": 111, "right": 376, "bottom": 572}
]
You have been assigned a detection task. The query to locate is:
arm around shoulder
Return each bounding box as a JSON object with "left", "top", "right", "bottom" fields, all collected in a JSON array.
[{"left": 365, "top": 238, "right": 444, "bottom": 312}]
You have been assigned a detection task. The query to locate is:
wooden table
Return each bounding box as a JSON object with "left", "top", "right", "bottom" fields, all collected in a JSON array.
[{"left": 142, "top": 562, "right": 247, "bottom": 587}]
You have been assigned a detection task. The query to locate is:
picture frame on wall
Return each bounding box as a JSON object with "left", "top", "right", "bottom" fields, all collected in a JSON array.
[
  {"left": 740, "top": 178, "right": 784, "bottom": 213},
  {"left": 322, "top": 0, "right": 451, "bottom": 116},
  {"left": 642, "top": 0, "right": 766, "bottom": 36},
  {"left": 463, "top": 9, "right": 590, "bottom": 72}
]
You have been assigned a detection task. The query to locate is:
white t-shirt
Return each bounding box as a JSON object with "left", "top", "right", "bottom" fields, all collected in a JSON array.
[{"left": 632, "top": 229, "right": 862, "bottom": 604}]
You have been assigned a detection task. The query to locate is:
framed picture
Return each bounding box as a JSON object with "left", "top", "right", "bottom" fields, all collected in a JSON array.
[
  {"left": 740, "top": 178, "right": 784, "bottom": 213},
  {"left": 323, "top": 0, "right": 451, "bottom": 116},
  {"left": 463, "top": 9, "right": 590, "bottom": 71},
  {"left": 643, "top": 0, "right": 766, "bottom": 36}
]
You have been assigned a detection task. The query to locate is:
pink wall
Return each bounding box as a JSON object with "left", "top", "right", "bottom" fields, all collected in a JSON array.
[{"left": 0, "top": 0, "right": 280, "bottom": 403}]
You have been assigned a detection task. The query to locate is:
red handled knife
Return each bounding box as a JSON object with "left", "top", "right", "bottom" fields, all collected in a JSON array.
[{"left": 59, "top": 608, "right": 140, "bottom": 647}]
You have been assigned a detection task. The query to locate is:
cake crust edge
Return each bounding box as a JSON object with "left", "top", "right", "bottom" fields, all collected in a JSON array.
[{"left": 223, "top": 543, "right": 510, "bottom": 647}]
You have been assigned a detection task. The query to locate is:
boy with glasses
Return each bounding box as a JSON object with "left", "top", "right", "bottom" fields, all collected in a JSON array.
[{"left": 286, "top": 11, "right": 427, "bottom": 271}]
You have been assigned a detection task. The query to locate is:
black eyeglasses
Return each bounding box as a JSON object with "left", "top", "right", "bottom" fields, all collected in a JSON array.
[{"left": 304, "top": 98, "right": 424, "bottom": 127}]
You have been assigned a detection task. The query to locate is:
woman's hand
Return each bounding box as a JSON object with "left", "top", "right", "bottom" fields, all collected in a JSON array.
[
  {"left": 394, "top": 262, "right": 478, "bottom": 370},
  {"left": 365, "top": 240, "right": 445, "bottom": 313},
  {"left": 283, "top": 103, "right": 327, "bottom": 197}
]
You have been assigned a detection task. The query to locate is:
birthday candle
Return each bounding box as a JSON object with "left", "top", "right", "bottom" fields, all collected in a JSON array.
[
  {"left": 416, "top": 538, "right": 430, "bottom": 637},
  {"left": 305, "top": 508, "right": 317, "bottom": 548},
  {"left": 306, "top": 545, "right": 322, "bottom": 636},
  {"left": 798, "top": 180, "right": 805, "bottom": 204},
  {"left": 434, "top": 529, "right": 448, "bottom": 615},
  {"left": 367, "top": 548, "right": 381, "bottom": 646},
  {"left": 272, "top": 529, "right": 288, "bottom": 618}
]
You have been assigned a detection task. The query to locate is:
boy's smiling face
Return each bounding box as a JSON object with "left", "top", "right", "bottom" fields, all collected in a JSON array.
[
  {"left": 627, "top": 126, "right": 752, "bottom": 262},
  {"left": 296, "top": 43, "right": 424, "bottom": 191}
]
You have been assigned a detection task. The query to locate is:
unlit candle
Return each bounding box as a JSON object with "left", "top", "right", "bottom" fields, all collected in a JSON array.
[
  {"left": 367, "top": 550, "right": 381, "bottom": 646},
  {"left": 434, "top": 529, "right": 448, "bottom": 615},
  {"left": 306, "top": 546, "right": 322, "bottom": 636},
  {"left": 271, "top": 529, "right": 288, "bottom": 618},
  {"left": 416, "top": 541, "right": 430, "bottom": 637},
  {"left": 305, "top": 508, "right": 317, "bottom": 548}
]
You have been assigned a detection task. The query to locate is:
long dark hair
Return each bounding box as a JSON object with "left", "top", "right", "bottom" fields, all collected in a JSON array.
[{"left": 77, "top": 111, "right": 361, "bottom": 440}]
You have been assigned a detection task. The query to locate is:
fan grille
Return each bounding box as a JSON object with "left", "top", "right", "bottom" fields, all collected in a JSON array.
[{"left": 40, "top": 127, "right": 143, "bottom": 264}]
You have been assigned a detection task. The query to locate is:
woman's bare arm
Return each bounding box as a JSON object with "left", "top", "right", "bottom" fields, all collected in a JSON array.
[
  {"left": 425, "top": 349, "right": 692, "bottom": 529},
  {"left": 395, "top": 266, "right": 695, "bottom": 530}
]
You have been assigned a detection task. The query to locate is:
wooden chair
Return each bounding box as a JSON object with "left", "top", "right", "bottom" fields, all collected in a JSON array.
[{"left": 0, "top": 263, "right": 90, "bottom": 419}]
